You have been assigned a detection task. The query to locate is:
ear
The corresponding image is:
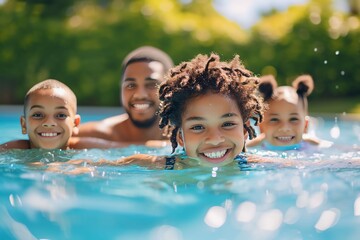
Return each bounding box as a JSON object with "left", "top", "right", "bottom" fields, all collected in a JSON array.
[
  {"left": 304, "top": 115, "right": 310, "bottom": 133},
  {"left": 72, "top": 114, "right": 81, "bottom": 135},
  {"left": 20, "top": 116, "right": 27, "bottom": 134},
  {"left": 258, "top": 122, "right": 265, "bottom": 133},
  {"left": 177, "top": 129, "right": 184, "bottom": 147}
]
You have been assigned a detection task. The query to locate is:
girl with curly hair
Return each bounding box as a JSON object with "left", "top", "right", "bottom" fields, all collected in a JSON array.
[{"left": 114, "top": 52, "right": 268, "bottom": 169}]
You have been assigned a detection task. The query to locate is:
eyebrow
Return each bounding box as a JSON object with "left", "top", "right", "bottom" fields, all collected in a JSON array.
[
  {"left": 268, "top": 112, "right": 300, "bottom": 116},
  {"left": 185, "top": 112, "right": 239, "bottom": 121},
  {"left": 30, "top": 105, "right": 69, "bottom": 111},
  {"left": 124, "top": 77, "right": 160, "bottom": 82}
]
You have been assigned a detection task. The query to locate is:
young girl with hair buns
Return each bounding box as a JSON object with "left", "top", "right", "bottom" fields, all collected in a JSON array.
[{"left": 246, "top": 74, "right": 332, "bottom": 150}]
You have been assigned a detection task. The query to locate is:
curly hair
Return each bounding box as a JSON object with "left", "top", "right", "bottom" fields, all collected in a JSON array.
[{"left": 158, "top": 53, "right": 265, "bottom": 152}]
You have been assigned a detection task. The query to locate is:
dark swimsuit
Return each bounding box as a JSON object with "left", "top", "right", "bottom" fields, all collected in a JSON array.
[{"left": 164, "top": 153, "right": 248, "bottom": 170}]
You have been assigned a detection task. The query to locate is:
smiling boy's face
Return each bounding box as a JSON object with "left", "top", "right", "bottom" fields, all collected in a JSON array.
[
  {"left": 21, "top": 88, "right": 80, "bottom": 149},
  {"left": 177, "top": 92, "right": 246, "bottom": 167}
]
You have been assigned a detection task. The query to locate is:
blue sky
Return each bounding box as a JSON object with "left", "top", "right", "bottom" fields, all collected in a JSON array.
[
  {"left": 213, "top": 0, "right": 308, "bottom": 28},
  {"left": 213, "top": 0, "right": 348, "bottom": 29}
]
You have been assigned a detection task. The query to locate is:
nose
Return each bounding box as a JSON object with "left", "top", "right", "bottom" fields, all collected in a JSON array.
[
  {"left": 278, "top": 122, "right": 291, "bottom": 132},
  {"left": 133, "top": 85, "right": 148, "bottom": 99},
  {"left": 42, "top": 117, "right": 56, "bottom": 128},
  {"left": 205, "top": 129, "right": 225, "bottom": 145}
]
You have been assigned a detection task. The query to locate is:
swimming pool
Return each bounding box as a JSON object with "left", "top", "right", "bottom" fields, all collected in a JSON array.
[{"left": 1, "top": 105, "right": 360, "bottom": 240}]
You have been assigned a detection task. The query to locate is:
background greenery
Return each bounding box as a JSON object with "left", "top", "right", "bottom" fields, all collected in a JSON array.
[{"left": 0, "top": 0, "right": 359, "bottom": 113}]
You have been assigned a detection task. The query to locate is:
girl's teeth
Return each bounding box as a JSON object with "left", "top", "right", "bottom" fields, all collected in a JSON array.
[
  {"left": 277, "top": 136, "right": 292, "bottom": 141},
  {"left": 204, "top": 150, "right": 226, "bottom": 159},
  {"left": 41, "top": 133, "right": 58, "bottom": 137},
  {"left": 134, "top": 104, "right": 150, "bottom": 110}
]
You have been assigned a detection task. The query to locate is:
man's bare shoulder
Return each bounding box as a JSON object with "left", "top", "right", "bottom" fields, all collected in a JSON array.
[
  {"left": 101, "top": 114, "right": 129, "bottom": 126},
  {"left": 77, "top": 114, "right": 129, "bottom": 139},
  {"left": 0, "top": 140, "right": 30, "bottom": 150}
]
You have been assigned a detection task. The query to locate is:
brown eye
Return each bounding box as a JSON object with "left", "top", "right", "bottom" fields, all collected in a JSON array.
[
  {"left": 31, "top": 113, "right": 43, "bottom": 119},
  {"left": 290, "top": 117, "right": 299, "bottom": 122},
  {"left": 56, "top": 113, "right": 68, "bottom": 119},
  {"left": 146, "top": 82, "right": 158, "bottom": 89},
  {"left": 190, "top": 125, "right": 204, "bottom": 132},
  {"left": 269, "top": 118, "right": 279, "bottom": 123},
  {"left": 125, "top": 83, "right": 136, "bottom": 89},
  {"left": 223, "top": 122, "right": 236, "bottom": 128}
]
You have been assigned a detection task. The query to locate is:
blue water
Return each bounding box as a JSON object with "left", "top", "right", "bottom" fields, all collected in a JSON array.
[{"left": 1, "top": 105, "right": 360, "bottom": 240}]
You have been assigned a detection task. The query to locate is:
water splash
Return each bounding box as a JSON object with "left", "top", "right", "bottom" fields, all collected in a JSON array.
[{"left": 330, "top": 117, "right": 340, "bottom": 139}]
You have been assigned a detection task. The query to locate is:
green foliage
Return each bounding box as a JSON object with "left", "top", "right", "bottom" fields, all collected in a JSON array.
[{"left": 0, "top": 0, "right": 359, "bottom": 110}]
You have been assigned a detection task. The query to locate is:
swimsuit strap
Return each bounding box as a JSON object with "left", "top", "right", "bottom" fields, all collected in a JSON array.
[
  {"left": 263, "top": 141, "right": 303, "bottom": 151},
  {"left": 165, "top": 156, "right": 176, "bottom": 170},
  {"left": 235, "top": 153, "right": 248, "bottom": 169}
]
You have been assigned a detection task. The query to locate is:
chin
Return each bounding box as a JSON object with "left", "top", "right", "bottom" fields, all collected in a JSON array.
[{"left": 200, "top": 159, "right": 233, "bottom": 167}]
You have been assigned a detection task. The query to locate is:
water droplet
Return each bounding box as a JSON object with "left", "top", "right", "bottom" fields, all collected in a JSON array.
[
  {"left": 324, "top": 60, "right": 328, "bottom": 64},
  {"left": 330, "top": 117, "right": 340, "bottom": 139},
  {"left": 314, "top": 48, "right": 318, "bottom": 52},
  {"left": 335, "top": 85, "right": 339, "bottom": 89},
  {"left": 340, "top": 71, "right": 345, "bottom": 76},
  {"left": 335, "top": 51, "right": 340, "bottom": 55}
]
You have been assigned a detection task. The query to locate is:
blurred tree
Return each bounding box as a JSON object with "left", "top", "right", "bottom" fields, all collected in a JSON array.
[{"left": 0, "top": 0, "right": 358, "bottom": 107}]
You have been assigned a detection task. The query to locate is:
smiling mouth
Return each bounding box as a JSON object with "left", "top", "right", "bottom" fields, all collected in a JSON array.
[
  {"left": 39, "top": 132, "right": 60, "bottom": 137},
  {"left": 203, "top": 150, "right": 227, "bottom": 158},
  {"left": 132, "top": 103, "right": 151, "bottom": 110},
  {"left": 275, "top": 136, "right": 295, "bottom": 142},
  {"left": 201, "top": 149, "right": 229, "bottom": 163}
]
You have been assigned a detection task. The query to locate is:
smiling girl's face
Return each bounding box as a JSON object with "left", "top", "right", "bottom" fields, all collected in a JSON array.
[
  {"left": 259, "top": 98, "right": 307, "bottom": 146},
  {"left": 177, "top": 92, "right": 246, "bottom": 167}
]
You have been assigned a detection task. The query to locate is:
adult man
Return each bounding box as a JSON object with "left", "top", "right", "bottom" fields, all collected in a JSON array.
[{"left": 75, "top": 46, "right": 174, "bottom": 145}]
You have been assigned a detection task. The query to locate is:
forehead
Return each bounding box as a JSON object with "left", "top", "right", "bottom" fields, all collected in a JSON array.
[
  {"left": 183, "top": 93, "right": 240, "bottom": 117},
  {"left": 267, "top": 98, "right": 305, "bottom": 114},
  {"left": 274, "top": 86, "right": 299, "bottom": 105},
  {"left": 26, "top": 88, "right": 75, "bottom": 111},
  {"left": 123, "top": 61, "right": 165, "bottom": 79}
]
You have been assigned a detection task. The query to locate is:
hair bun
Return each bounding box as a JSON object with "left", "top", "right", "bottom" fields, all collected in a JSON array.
[
  {"left": 292, "top": 75, "right": 314, "bottom": 97},
  {"left": 259, "top": 75, "right": 278, "bottom": 101}
]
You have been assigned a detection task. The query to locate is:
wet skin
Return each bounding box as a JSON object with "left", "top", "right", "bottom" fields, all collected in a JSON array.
[
  {"left": 259, "top": 99, "right": 306, "bottom": 146},
  {"left": 178, "top": 93, "right": 246, "bottom": 167},
  {"left": 21, "top": 88, "right": 80, "bottom": 149}
]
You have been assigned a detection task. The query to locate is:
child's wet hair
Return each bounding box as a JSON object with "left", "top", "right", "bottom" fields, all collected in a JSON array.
[
  {"left": 158, "top": 53, "right": 265, "bottom": 152},
  {"left": 24, "top": 79, "right": 77, "bottom": 115}
]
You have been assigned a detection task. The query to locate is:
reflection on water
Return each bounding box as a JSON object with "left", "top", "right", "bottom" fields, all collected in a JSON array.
[{"left": 1, "top": 147, "right": 360, "bottom": 239}]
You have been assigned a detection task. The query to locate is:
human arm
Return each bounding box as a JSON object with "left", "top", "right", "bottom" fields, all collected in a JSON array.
[
  {"left": 69, "top": 137, "right": 170, "bottom": 149},
  {"left": 32, "top": 154, "right": 167, "bottom": 174},
  {"left": 0, "top": 140, "right": 30, "bottom": 150},
  {"left": 246, "top": 133, "right": 265, "bottom": 148},
  {"left": 302, "top": 134, "right": 333, "bottom": 148},
  {"left": 69, "top": 137, "right": 132, "bottom": 149}
]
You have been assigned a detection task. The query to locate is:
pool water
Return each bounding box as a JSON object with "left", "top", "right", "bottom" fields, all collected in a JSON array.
[{"left": 1, "top": 105, "right": 360, "bottom": 240}]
